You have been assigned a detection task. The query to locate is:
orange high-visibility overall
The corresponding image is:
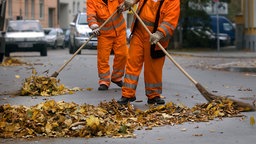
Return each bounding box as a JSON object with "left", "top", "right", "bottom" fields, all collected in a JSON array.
[
  {"left": 87, "top": 0, "right": 128, "bottom": 87},
  {"left": 122, "top": 0, "right": 180, "bottom": 99}
]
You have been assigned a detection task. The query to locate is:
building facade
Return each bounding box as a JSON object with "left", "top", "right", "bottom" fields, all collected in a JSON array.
[
  {"left": 4, "top": 0, "right": 85, "bottom": 29},
  {"left": 4, "top": 0, "right": 129, "bottom": 31},
  {"left": 5, "top": 0, "right": 58, "bottom": 28},
  {"left": 59, "top": 0, "right": 85, "bottom": 30}
]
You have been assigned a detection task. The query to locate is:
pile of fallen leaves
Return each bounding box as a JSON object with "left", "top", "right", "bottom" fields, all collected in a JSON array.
[
  {"left": 0, "top": 57, "right": 30, "bottom": 66},
  {"left": 0, "top": 98, "right": 248, "bottom": 139},
  {"left": 20, "top": 69, "right": 79, "bottom": 96}
]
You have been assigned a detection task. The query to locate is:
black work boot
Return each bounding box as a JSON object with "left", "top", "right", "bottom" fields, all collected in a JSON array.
[
  {"left": 117, "top": 96, "right": 136, "bottom": 105},
  {"left": 147, "top": 96, "right": 165, "bottom": 105},
  {"left": 111, "top": 80, "right": 123, "bottom": 87},
  {"left": 98, "top": 84, "right": 108, "bottom": 91}
]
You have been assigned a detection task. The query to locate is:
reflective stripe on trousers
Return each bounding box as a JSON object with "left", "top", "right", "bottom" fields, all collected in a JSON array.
[
  {"left": 97, "top": 30, "right": 128, "bottom": 86},
  {"left": 122, "top": 23, "right": 165, "bottom": 99}
]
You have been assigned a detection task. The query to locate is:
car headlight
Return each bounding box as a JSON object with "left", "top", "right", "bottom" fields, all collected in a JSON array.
[
  {"left": 5, "top": 37, "right": 15, "bottom": 42},
  {"left": 35, "top": 37, "right": 45, "bottom": 41}
]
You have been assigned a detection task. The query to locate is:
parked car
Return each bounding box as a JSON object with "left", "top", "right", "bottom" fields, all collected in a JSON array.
[
  {"left": 69, "top": 12, "right": 98, "bottom": 54},
  {"left": 64, "top": 29, "right": 70, "bottom": 47},
  {"left": 5, "top": 20, "right": 47, "bottom": 56},
  {"left": 44, "top": 28, "right": 65, "bottom": 49},
  {"left": 187, "top": 26, "right": 230, "bottom": 48},
  {"left": 210, "top": 15, "right": 235, "bottom": 45}
]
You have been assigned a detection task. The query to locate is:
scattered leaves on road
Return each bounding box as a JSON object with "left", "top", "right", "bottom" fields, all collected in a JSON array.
[
  {"left": 0, "top": 98, "right": 249, "bottom": 139},
  {"left": 0, "top": 57, "right": 31, "bottom": 66},
  {"left": 250, "top": 116, "right": 255, "bottom": 126}
]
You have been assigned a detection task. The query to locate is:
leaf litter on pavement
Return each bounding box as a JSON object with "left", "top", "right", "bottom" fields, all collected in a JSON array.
[
  {"left": 0, "top": 57, "right": 31, "bottom": 66},
  {"left": 1, "top": 62, "right": 255, "bottom": 139},
  {"left": 0, "top": 97, "right": 253, "bottom": 139},
  {"left": 20, "top": 69, "right": 83, "bottom": 96}
]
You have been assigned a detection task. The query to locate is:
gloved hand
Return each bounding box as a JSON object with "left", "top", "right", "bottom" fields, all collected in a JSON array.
[
  {"left": 150, "top": 31, "right": 164, "bottom": 45},
  {"left": 117, "top": 4, "right": 125, "bottom": 14},
  {"left": 90, "top": 24, "right": 100, "bottom": 36},
  {"left": 124, "top": 0, "right": 135, "bottom": 10}
]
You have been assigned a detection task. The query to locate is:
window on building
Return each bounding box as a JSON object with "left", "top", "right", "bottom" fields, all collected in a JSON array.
[
  {"left": 31, "top": 0, "right": 35, "bottom": 19},
  {"left": 73, "top": 1, "right": 75, "bottom": 14},
  {"left": 8, "top": 0, "right": 12, "bottom": 18},
  {"left": 77, "top": 2, "right": 80, "bottom": 13},
  {"left": 25, "top": 0, "right": 28, "bottom": 18},
  {"left": 39, "top": 0, "right": 44, "bottom": 19}
]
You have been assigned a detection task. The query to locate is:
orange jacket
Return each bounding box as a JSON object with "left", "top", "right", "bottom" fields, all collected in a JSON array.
[
  {"left": 131, "top": 0, "right": 180, "bottom": 49},
  {"left": 87, "top": 0, "right": 126, "bottom": 37}
]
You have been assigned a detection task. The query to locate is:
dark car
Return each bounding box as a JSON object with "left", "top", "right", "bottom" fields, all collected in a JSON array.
[
  {"left": 5, "top": 20, "right": 47, "bottom": 56},
  {"left": 210, "top": 15, "right": 235, "bottom": 45},
  {"left": 187, "top": 26, "right": 230, "bottom": 48},
  {"left": 64, "top": 29, "right": 70, "bottom": 47}
]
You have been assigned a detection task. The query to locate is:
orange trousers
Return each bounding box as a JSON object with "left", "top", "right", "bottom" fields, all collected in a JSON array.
[
  {"left": 97, "top": 30, "right": 128, "bottom": 87},
  {"left": 122, "top": 24, "right": 165, "bottom": 99}
]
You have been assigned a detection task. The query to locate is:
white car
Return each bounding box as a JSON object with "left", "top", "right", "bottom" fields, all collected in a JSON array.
[
  {"left": 44, "top": 28, "right": 65, "bottom": 49},
  {"left": 5, "top": 20, "right": 47, "bottom": 56},
  {"left": 69, "top": 12, "right": 98, "bottom": 54}
]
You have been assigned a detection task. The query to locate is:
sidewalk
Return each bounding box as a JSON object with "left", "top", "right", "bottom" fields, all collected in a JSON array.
[
  {"left": 171, "top": 47, "right": 256, "bottom": 73},
  {"left": 82, "top": 47, "right": 256, "bottom": 73}
]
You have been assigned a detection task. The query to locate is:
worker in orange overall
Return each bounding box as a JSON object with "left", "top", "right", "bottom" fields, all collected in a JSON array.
[
  {"left": 117, "top": 0, "right": 180, "bottom": 104},
  {"left": 87, "top": 0, "right": 128, "bottom": 90}
]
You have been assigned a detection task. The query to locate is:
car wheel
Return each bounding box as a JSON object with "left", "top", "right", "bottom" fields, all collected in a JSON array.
[
  {"left": 69, "top": 42, "right": 74, "bottom": 54},
  {"left": 61, "top": 42, "right": 65, "bottom": 49},
  {"left": 74, "top": 45, "right": 81, "bottom": 55},
  {"left": 4, "top": 49, "right": 10, "bottom": 57},
  {"left": 40, "top": 47, "right": 47, "bottom": 56},
  {"left": 53, "top": 41, "right": 57, "bottom": 49},
  {"left": 0, "top": 53, "right": 4, "bottom": 63}
]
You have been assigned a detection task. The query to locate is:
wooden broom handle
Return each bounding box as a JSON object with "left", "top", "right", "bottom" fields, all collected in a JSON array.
[{"left": 51, "top": 9, "right": 118, "bottom": 77}]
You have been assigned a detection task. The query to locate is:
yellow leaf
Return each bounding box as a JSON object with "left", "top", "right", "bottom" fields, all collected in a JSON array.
[
  {"left": 250, "top": 116, "right": 255, "bottom": 126},
  {"left": 15, "top": 75, "right": 20, "bottom": 79},
  {"left": 58, "top": 84, "right": 65, "bottom": 91},
  {"left": 45, "top": 122, "right": 52, "bottom": 133},
  {"left": 32, "top": 69, "right": 37, "bottom": 75},
  {"left": 86, "top": 115, "right": 100, "bottom": 128}
]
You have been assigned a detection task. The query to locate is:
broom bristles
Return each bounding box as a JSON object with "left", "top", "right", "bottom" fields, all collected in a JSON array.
[{"left": 195, "top": 83, "right": 256, "bottom": 112}]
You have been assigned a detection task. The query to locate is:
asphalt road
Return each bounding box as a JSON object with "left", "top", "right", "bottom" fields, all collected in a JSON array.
[{"left": 1, "top": 48, "right": 256, "bottom": 144}]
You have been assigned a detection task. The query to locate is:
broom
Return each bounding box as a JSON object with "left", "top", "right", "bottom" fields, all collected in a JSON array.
[{"left": 130, "top": 8, "right": 255, "bottom": 111}]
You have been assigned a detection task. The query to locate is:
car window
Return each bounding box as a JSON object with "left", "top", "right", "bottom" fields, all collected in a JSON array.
[
  {"left": 222, "top": 23, "right": 233, "bottom": 31},
  {"left": 7, "top": 22, "right": 19, "bottom": 32},
  {"left": 7, "top": 21, "right": 42, "bottom": 32},
  {"left": 78, "top": 14, "right": 88, "bottom": 25},
  {"left": 49, "top": 29, "right": 57, "bottom": 35},
  {"left": 65, "top": 30, "right": 70, "bottom": 35}
]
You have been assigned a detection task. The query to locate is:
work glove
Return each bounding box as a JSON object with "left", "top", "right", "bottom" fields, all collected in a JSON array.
[
  {"left": 90, "top": 24, "right": 100, "bottom": 36},
  {"left": 117, "top": 4, "right": 125, "bottom": 14},
  {"left": 124, "top": 0, "right": 136, "bottom": 10},
  {"left": 150, "top": 31, "right": 164, "bottom": 45}
]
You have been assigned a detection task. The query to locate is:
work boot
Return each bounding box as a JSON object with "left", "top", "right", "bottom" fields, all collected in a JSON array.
[
  {"left": 98, "top": 84, "right": 108, "bottom": 91},
  {"left": 147, "top": 96, "right": 165, "bottom": 105},
  {"left": 117, "top": 96, "right": 136, "bottom": 105},
  {"left": 111, "top": 80, "right": 123, "bottom": 87}
]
